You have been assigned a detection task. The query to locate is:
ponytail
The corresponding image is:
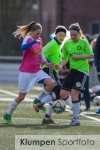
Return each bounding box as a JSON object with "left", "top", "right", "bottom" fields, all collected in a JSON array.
[{"left": 13, "top": 21, "right": 42, "bottom": 39}]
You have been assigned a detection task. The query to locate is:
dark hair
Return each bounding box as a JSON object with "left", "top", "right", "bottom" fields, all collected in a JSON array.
[
  {"left": 13, "top": 21, "right": 42, "bottom": 38},
  {"left": 69, "top": 23, "right": 81, "bottom": 32},
  {"left": 55, "top": 25, "right": 67, "bottom": 34}
]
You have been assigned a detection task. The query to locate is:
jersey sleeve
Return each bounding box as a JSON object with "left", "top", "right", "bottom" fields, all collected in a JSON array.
[
  {"left": 43, "top": 41, "right": 54, "bottom": 59},
  {"left": 21, "top": 37, "right": 36, "bottom": 51},
  {"left": 62, "top": 42, "right": 68, "bottom": 62},
  {"left": 84, "top": 40, "right": 94, "bottom": 55}
]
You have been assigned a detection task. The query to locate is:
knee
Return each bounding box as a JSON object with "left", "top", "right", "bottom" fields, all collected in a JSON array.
[
  {"left": 60, "top": 90, "right": 68, "bottom": 99},
  {"left": 70, "top": 93, "right": 78, "bottom": 100},
  {"left": 45, "top": 78, "right": 55, "bottom": 90}
]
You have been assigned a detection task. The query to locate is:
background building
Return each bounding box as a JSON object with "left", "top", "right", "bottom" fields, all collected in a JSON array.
[
  {"left": 40, "top": 0, "right": 100, "bottom": 43},
  {"left": 0, "top": 0, "right": 100, "bottom": 56}
]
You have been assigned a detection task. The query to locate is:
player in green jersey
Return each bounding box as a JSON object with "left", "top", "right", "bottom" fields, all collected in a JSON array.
[{"left": 59, "top": 23, "right": 93, "bottom": 126}]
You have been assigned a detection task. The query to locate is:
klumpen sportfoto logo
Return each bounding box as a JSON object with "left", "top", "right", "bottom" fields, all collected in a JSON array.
[{"left": 15, "top": 135, "right": 100, "bottom": 150}]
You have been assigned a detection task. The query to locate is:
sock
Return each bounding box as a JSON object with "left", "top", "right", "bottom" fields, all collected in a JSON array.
[
  {"left": 38, "top": 88, "right": 49, "bottom": 100},
  {"left": 44, "top": 114, "right": 51, "bottom": 120},
  {"left": 72, "top": 100, "right": 80, "bottom": 120},
  {"left": 41, "top": 92, "right": 56, "bottom": 104},
  {"left": 6, "top": 99, "right": 18, "bottom": 115},
  {"left": 65, "top": 95, "right": 72, "bottom": 108},
  {"left": 45, "top": 103, "right": 53, "bottom": 120}
]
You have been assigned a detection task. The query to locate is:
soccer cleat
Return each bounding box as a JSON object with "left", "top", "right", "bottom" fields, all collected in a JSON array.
[
  {"left": 3, "top": 113, "right": 13, "bottom": 125},
  {"left": 96, "top": 108, "right": 100, "bottom": 114},
  {"left": 79, "top": 109, "right": 82, "bottom": 114},
  {"left": 42, "top": 118, "right": 58, "bottom": 124},
  {"left": 69, "top": 119, "right": 80, "bottom": 126},
  {"left": 84, "top": 108, "right": 90, "bottom": 111},
  {"left": 33, "top": 98, "right": 46, "bottom": 112}
]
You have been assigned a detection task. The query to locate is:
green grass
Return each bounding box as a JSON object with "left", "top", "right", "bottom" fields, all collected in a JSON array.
[
  {"left": 0, "top": 85, "right": 100, "bottom": 150},
  {"left": 0, "top": 101, "right": 100, "bottom": 150}
]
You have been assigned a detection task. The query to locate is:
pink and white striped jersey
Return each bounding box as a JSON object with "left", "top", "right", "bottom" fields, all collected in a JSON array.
[{"left": 19, "top": 35, "right": 42, "bottom": 73}]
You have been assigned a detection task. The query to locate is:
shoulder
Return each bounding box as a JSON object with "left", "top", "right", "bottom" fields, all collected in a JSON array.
[
  {"left": 48, "top": 39, "right": 56, "bottom": 45},
  {"left": 79, "top": 38, "right": 88, "bottom": 44},
  {"left": 43, "top": 39, "right": 56, "bottom": 49},
  {"left": 22, "top": 35, "right": 33, "bottom": 44},
  {"left": 65, "top": 39, "right": 72, "bottom": 44},
  {"left": 63, "top": 39, "right": 72, "bottom": 47}
]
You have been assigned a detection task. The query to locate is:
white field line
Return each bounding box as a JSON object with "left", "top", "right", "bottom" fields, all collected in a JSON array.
[
  {"left": 80, "top": 114, "right": 100, "bottom": 122},
  {"left": 0, "top": 89, "right": 36, "bottom": 101},
  {"left": 66, "top": 108, "right": 100, "bottom": 123},
  {"left": 1, "top": 88, "right": 100, "bottom": 123},
  {"left": 0, "top": 117, "right": 97, "bottom": 124},
  {"left": 0, "top": 98, "right": 36, "bottom": 102}
]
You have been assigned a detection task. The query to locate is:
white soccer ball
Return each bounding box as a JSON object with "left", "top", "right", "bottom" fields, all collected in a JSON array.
[
  {"left": 93, "top": 96, "right": 100, "bottom": 106},
  {"left": 52, "top": 100, "right": 66, "bottom": 114}
]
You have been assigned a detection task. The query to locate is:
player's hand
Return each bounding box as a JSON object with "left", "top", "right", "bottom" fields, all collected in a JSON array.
[
  {"left": 72, "top": 54, "right": 80, "bottom": 59},
  {"left": 57, "top": 64, "right": 63, "bottom": 71},
  {"left": 36, "top": 39, "right": 42, "bottom": 44},
  {"left": 53, "top": 64, "right": 59, "bottom": 70},
  {"left": 45, "top": 62, "right": 54, "bottom": 68}
]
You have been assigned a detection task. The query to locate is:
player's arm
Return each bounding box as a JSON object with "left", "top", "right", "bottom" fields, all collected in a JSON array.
[
  {"left": 59, "top": 59, "right": 67, "bottom": 70},
  {"left": 21, "top": 40, "right": 36, "bottom": 51},
  {"left": 59, "top": 43, "right": 68, "bottom": 70},
  {"left": 72, "top": 40, "right": 94, "bottom": 60},
  {"left": 72, "top": 54, "right": 93, "bottom": 59},
  {"left": 21, "top": 39, "right": 42, "bottom": 51},
  {"left": 41, "top": 53, "right": 54, "bottom": 68}
]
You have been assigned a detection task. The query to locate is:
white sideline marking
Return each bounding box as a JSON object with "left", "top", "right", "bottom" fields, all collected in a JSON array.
[
  {"left": 80, "top": 114, "right": 100, "bottom": 123},
  {"left": 0, "top": 98, "right": 37, "bottom": 102},
  {"left": 0, "top": 89, "right": 18, "bottom": 96},
  {"left": 66, "top": 108, "right": 100, "bottom": 123},
  {"left": 1, "top": 88, "right": 100, "bottom": 123},
  {"left": 0, "top": 117, "right": 97, "bottom": 123},
  {"left": 0, "top": 89, "right": 35, "bottom": 101}
]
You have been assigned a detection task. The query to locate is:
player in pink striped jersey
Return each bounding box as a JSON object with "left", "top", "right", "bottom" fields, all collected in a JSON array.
[{"left": 3, "top": 21, "right": 55, "bottom": 124}]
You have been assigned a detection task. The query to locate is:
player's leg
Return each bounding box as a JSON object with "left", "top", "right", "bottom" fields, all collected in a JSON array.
[
  {"left": 33, "top": 84, "right": 72, "bottom": 113},
  {"left": 41, "top": 68, "right": 60, "bottom": 124},
  {"left": 33, "top": 68, "right": 59, "bottom": 106},
  {"left": 3, "top": 92, "right": 26, "bottom": 124},
  {"left": 36, "top": 68, "right": 59, "bottom": 100},
  {"left": 33, "top": 70, "right": 55, "bottom": 112},
  {"left": 42, "top": 103, "right": 58, "bottom": 124},
  {"left": 69, "top": 89, "right": 81, "bottom": 126},
  {"left": 33, "top": 84, "right": 61, "bottom": 112},
  {"left": 68, "top": 71, "right": 88, "bottom": 126},
  {"left": 3, "top": 72, "right": 36, "bottom": 124}
]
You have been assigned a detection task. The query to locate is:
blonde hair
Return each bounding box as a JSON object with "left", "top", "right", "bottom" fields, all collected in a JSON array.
[{"left": 13, "top": 21, "right": 42, "bottom": 39}]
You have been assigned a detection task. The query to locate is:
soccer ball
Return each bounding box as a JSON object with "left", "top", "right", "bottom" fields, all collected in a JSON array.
[
  {"left": 93, "top": 96, "right": 100, "bottom": 106},
  {"left": 52, "top": 100, "right": 66, "bottom": 114}
]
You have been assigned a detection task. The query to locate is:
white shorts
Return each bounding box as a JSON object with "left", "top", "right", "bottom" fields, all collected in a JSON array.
[{"left": 18, "top": 70, "right": 51, "bottom": 93}]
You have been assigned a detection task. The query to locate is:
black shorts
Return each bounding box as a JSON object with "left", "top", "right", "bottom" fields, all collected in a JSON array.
[
  {"left": 43, "top": 68, "right": 61, "bottom": 85},
  {"left": 62, "top": 69, "right": 88, "bottom": 92}
]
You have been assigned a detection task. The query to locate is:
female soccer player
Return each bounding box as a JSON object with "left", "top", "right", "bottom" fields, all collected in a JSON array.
[
  {"left": 33, "top": 26, "right": 72, "bottom": 124},
  {"left": 34, "top": 23, "right": 93, "bottom": 126},
  {"left": 59, "top": 23, "right": 94, "bottom": 126},
  {"left": 3, "top": 21, "right": 55, "bottom": 124}
]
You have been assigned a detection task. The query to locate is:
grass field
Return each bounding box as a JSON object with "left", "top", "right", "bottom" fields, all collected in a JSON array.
[{"left": 0, "top": 85, "right": 100, "bottom": 150}]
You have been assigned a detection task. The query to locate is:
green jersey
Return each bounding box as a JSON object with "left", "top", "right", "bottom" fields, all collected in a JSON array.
[
  {"left": 62, "top": 38, "right": 93, "bottom": 75},
  {"left": 42, "top": 38, "right": 62, "bottom": 72}
]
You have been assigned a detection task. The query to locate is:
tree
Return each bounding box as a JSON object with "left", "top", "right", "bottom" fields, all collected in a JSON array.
[{"left": 0, "top": 0, "right": 39, "bottom": 56}]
